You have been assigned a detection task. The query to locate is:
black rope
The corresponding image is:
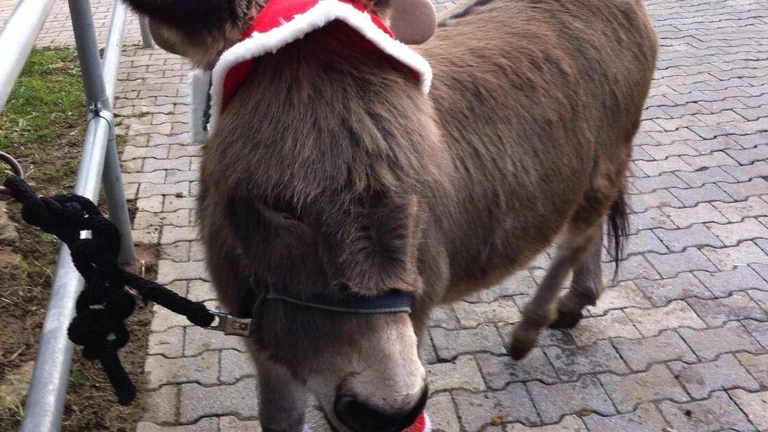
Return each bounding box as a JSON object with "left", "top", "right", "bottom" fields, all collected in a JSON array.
[{"left": 3, "top": 175, "right": 215, "bottom": 405}]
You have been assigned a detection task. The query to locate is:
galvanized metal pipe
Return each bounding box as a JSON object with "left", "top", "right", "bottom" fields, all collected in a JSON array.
[
  {"left": 20, "top": 116, "right": 112, "bottom": 432},
  {"left": 21, "top": 0, "right": 135, "bottom": 429},
  {"left": 0, "top": 0, "right": 57, "bottom": 111},
  {"left": 101, "top": 0, "right": 136, "bottom": 266}
]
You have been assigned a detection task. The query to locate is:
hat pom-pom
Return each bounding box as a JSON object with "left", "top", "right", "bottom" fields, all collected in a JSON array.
[{"left": 403, "top": 412, "right": 431, "bottom": 432}]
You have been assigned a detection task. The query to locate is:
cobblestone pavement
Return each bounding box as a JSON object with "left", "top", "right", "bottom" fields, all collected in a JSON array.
[{"left": 3, "top": 0, "right": 767, "bottom": 430}]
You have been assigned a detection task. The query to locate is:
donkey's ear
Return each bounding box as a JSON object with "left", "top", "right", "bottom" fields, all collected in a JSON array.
[{"left": 388, "top": 0, "right": 436, "bottom": 45}]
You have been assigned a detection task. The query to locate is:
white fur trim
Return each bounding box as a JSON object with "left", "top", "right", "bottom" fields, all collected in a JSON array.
[
  {"left": 189, "top": 69, "right": 212, "bottom": 143},
  {"left": 422, "top": 411, "right": 432, "bottom": 432},
  {"left": 302, "top": 425, "right": 313, "bottom": 432},
  {"left": 208, "top": 0, "right": 432, "bottom": 133}
]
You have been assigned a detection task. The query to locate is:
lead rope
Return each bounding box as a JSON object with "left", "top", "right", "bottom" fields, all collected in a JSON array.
[{"left": 2, "top": 174, "right": 221, "bottom": 404}]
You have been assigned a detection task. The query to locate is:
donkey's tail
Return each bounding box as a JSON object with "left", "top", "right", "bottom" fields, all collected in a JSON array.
[{"left": 606, "top": 190, "right": 630, "bottom": 278}]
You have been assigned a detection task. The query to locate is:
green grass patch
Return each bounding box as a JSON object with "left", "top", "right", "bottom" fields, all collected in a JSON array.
[
  {"left": 0, "top": 47, "right": 150, "bottom": 432},
  {"left": 0, "top": 47, "right": 84, "bottom": 193}
]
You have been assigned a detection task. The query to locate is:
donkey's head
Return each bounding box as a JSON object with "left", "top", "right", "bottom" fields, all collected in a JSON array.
[
  {"left": 125, "top": 0, "right": 443, "bottom": 429},
  {"left": 204, "top": 24, "right": 451, "bottom": 425},
  {"left": 127, "top": 0, "right": 436, "bottom": 69}
]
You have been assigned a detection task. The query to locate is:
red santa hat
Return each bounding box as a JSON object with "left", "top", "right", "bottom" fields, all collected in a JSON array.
[{"left": 196, "top": 0, "right": 432, "bottom": 138}]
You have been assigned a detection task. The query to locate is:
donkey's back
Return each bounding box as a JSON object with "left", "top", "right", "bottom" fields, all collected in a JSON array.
[{"left": 415, "top": 0, "right": 657, "bottom": 356}]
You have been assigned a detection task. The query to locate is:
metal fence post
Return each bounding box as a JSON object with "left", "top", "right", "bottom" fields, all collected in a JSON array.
[{"left": 102, "top": 0, "right": 136, "bottom": 266}]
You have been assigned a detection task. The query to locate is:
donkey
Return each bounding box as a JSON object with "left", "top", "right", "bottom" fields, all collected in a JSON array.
[{"left": 124, "top": 0, "right": 657, "bottom": 430}]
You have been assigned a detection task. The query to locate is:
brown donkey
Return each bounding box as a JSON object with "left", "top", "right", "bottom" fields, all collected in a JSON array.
[{"left": 124, "top": 0, "right": 657, "bottom": 430}]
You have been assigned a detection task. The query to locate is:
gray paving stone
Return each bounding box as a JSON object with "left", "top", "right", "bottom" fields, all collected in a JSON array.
[
  {"left": 694, "top": 266, "right": 768, "bottom": 297},
  {"left": 686, "top": 292, "right": 768, "bottom": 326},
  {"left": 686, "top": 135, "right": 742, "bottom": 153},
  {"left": 147, "top": 326, "right": 185, "bottom": 358},
  {"left": 137, "top": 418, "right": 218, "bottom": 432},
  {"left": 544, "top": 340, "right": 629, "bottom": 382},
  {"left": 527, "top": 375, "right": 616, "bottom": 424},
  {"left": 506, "top": 415, "right": 587, "bottom": 432},
  {"left": 713, "top": 196, "right": 768, "bottom": 222},
  {"left": 742, "top": 319, "right": 768, "bottom": 350},
  {"left": 184, "top": 325, "right": 250, "bottom": 357},
  {"left": 747, "top": 289, "right": 768, "bottom": 314},
  {"left": 668, "top": 354, "right": 760, "bottom": 399},
  {"left": 220, "top": 349, "right": 256, "bottom": 384},
  {"left": 628, "top": 172, "right": 688, "bottom": 193},
  {"left": 570, "top": 310, "right": 642, "bottom": 347},
  {"left": 636, "top": 272, "right": 714, "bottom": 306},
  {"left": 586, "top": 281, "right": 652, "bottom": 316},
  {"left": 662, "top": 203, "right": 729, "bottom": 228},
  {"left": 605, "top": 254, "right": 661, "bottom": 282},
  {"left": 659, "top": 391, "right": 757, "bottom": 432},
  {"left": 707, "top": 218, "right": 768, "bottom": 246},
  {"left": 218, "top": 416, "right": 263, "bottom": 432},
  {"left": 652, "top": 224, "right": 724, "bottom": 253},
  {"left": 425, "top": 393, "right": 461, "bottom": 432},
  {"left": 582, "top": 403, "right": 669, "bottom": 432},
  {"left": 454, "top": 385, "right": 540, "bottom": 429},
  {"left": 145, "top": 351, "right": 220, "bottom": 389},
  {"left": 728, "top": 389, "right": 768, "bottom": 431},
  {"left": 427, "top": 354, "right": 485, "bottom": 392},
  {"left": 179, "top": 377, "right": 260, "bottom": 423},
  {"left": 612, "top": 330, "right": 698, "bottom": 372},
  {"left": 646, "top": 248, "right": 718, "bottom": 278},
  {"left": 453, "top": 298, "right": 521, "bottom": 328},
  {"left": 702, "top": 242, "right": 768, "bottom": 271},
  {"left": 599, "top": 364, "right": 690, "bottom": 413},
  {"left": 141, "top": 385, "right": 180, "bottom": 424},
  {"left": 725, "top": 145, "right": 768, "bottom": 165},
  {"left": 624, "top": 301, "right": 707, "bottom": 337},
  {"left": 718, "top": 178, "right": 768, "bottom": 201},
  {"left": 464, "top": 271, "right": 539, "bottom": 302},
  {"left": 156, "top": 260, "right": 209, "bottom": 285},
  {"left": 668, "top": 182, "right": 733, "bottom": 207},
  {"left": 431, "top": 325, "right": 506, "bottom": 360},
  {"left": 678, "top": 321, "right": 765, "bottom": 361},
  {"left": 429, "top": 304, "right": 460, "bottom": 330},
  {"left": 641, "top": 142, "right": 698, "bottom": 159},
  {"left": 627, "top": 189, "right": 683, "bottom": 213},
  {"left": 676, "top": 167, "right": 737, "bottom": 188},
  {"left": 682, "top": 151, "right": 740, "bottom": 170},
  {"left": 623, "top": 230, "right": 668, "bottom": 255},
  {"left": 477, "top": 350, "right": 560, "bottom": 389},
  {"left": 628, "top": 208, "right": 676, "bottom": 234}
]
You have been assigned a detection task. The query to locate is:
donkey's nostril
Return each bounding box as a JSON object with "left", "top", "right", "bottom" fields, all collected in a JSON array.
[{"left": 333, "top": 386, "right": 428, "bottom": 432}]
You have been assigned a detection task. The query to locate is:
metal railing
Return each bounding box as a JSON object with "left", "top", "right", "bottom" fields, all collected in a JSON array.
[{"left": 0, "top": 0, "right": 152, "bottom": 430}]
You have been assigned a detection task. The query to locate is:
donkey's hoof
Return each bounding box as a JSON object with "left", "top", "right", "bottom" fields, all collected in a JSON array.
[
  {"left": 507, "top": 330, "right": 537, "bottom": 360},
  {"left": 548, "top": 309, "right": 583, "bottom": 329}
]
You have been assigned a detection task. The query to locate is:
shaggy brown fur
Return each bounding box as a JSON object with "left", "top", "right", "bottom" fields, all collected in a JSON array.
[{"left": 124, "top": 0, "right": 657, "bottom": 429}]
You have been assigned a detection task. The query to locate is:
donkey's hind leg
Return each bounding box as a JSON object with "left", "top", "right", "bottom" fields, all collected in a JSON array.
[
  {"left": 549, "top": 225, "right": 605, "bottom": 329},
  {"left": 507, "top": 223, "right": 601, "bottom": 360}
]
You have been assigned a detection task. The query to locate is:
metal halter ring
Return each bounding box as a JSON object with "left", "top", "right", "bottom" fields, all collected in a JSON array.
[{"left": 0, "top": 151, "right": 24, "bottom": 196}]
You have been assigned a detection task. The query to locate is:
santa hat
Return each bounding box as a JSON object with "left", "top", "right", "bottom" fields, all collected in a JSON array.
[{"left": 191, "top": 0, "right": 434, "bottom": 142}]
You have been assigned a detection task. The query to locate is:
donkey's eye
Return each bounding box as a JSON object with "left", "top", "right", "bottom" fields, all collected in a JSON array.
[{"left": 261, "top": 199, "right": 303, "bottom": 223}]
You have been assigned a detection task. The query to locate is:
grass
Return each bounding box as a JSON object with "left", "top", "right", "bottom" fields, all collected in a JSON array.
[{"left": 0, "top": 47, "right": 151, "bottom": 432}]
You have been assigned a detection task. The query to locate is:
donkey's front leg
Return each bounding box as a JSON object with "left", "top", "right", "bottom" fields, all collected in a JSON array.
[{"left": 251, "top": 345, "right": 309, "bottom": 432}]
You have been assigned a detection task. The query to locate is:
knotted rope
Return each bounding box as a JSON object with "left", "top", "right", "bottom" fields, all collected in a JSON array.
[{"left": 3, "top": 175, "right": 215, "bottom": 405}]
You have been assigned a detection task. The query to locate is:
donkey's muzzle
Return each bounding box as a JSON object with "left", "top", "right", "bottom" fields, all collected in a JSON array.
[{"left": 333, "top": 385, "right": 428, "bottom": 432}]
